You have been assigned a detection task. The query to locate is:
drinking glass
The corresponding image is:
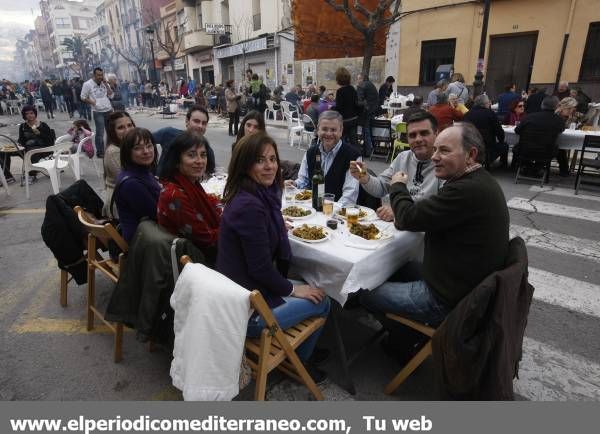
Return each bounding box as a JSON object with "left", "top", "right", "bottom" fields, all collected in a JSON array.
[
  {"left": 346, "top": 205, "right": 360, "bottom": 229},
  {"left": 322, "top": 193, "right": 335, "bottom": 217},
  {"left": 214, "top": 166, "right": 227, "bottom": 181},
  {"left": 284, "top": 185, "right": 296, "bottom": 207}
]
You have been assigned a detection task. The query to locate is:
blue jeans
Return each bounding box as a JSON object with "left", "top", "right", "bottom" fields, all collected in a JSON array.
[
  {"left": 93, "top": 111, "right": 110, "bottom": 155},
  {"left": 361, "top": 280, "right": 450, "bottom": 326},
  {"left": 247, "top": 296, "right": 330, "bottom": 361}
]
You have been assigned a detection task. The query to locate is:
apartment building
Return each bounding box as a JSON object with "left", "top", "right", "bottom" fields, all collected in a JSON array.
[{"left": 392, "top": 0, "right": 600, "bottom": 99}]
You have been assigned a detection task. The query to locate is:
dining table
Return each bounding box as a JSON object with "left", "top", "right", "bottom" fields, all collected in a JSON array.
[{"left": 502, "top": 125, "right": 600, "bottom": 150}]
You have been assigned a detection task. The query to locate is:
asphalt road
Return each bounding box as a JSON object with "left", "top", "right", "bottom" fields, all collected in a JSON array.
[{"left": 1, "top": 108, "right": 598, "bottom": 401}]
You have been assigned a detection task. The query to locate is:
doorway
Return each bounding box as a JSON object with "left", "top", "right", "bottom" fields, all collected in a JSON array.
[
  {"left": 485, "top": 32, "right": 538, "bottom": 99},
  {"left": 201, "top": 66, "right": 215, "bottom": 85}
]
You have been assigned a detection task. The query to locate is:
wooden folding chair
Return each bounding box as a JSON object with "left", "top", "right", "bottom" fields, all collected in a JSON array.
[
  {"left": 180, "top": 255, "right": 325, "bottom": 401},
  {"left": 74, "top": 206, "right": 128, "bottom": 362},
  {"left": 382, "top": 313, "right": 436, "bottom": 395}
]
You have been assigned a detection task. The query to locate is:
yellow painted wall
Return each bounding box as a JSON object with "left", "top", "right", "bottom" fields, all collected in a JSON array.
[{"left": 397, "top": 0, "right": 600, "bottom": 86}]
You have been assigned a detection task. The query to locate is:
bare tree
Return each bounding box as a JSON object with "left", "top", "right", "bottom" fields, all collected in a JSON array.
[
  {"left": 324, "top": 0, "right": 402, "bottom": 76},
  {"left": 113, "top": 41, "right": 149, "bottom": 83},
  {"left": 142, "top": 7, "right": 186, "bottom": 89}
]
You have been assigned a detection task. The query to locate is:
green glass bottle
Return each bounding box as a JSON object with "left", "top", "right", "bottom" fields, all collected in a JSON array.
[{"left": 312, "top": 150, "right": 324, "bottom": 211}]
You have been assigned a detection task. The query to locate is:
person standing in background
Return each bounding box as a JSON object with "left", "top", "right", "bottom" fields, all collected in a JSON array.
[{"left": 80, "top": 67, "right": 114, "bottom": 158}]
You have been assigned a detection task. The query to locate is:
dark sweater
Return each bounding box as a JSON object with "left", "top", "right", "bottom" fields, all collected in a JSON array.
[
  {"left": 514, "top": 109, "right": 565, "bottom": 160},
  {"left": 463, "top": 106, "right": 505, "bottom": 150},
  {"left": 217, "top": 185, "right": 293, "bottom": 309},
  {"left": 389, "top": 168, "right": 509, "bottom": 307},
  {"left": 114, "top": 166, "right": 161, "bottom": 243},
  {"left": 335, "top": 85, "right": 360, "bottom": 120},
  {"left": 306, "top": 141, "right": 360, "bottom": 202}
]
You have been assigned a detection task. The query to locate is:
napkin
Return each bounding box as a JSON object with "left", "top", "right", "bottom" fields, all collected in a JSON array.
[{"left": 343, "top": 241, "right": 379, "bottom": 250}]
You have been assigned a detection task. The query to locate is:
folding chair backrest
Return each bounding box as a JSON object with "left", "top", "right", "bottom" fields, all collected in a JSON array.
[
  {"left": 370, "top": 119, "right": 392, "bottom": 141},
  {"left": 74, "top": 205, "right": 128, "bottom": 254},
  {"left": 581, "top": 135, "right": 600, "bottom": 154}
]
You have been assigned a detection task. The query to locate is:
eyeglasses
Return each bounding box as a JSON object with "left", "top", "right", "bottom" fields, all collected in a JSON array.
[
  {"left": 132, "top": 143, "right": 154, "bottom": 152},
  {"left": 517, "top": 104, "right": 524, "bottom": 108}
]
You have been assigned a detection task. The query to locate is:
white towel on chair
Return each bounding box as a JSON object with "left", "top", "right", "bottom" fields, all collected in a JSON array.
[{"left": 170, "top": 262, "right": 252, "bottom": 401}]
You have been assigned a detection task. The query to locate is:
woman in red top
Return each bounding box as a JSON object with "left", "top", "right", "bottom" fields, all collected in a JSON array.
[
  {"left": 158, "top": 131, "right": 221, "bottom": 263},
  {"left": 503, "top": 99, "right": 526, "bottom": 126}
]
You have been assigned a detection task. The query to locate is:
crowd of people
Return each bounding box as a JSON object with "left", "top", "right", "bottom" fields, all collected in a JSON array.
[{"left": 2, "top": 64, "right": 595, "bottom": 395}]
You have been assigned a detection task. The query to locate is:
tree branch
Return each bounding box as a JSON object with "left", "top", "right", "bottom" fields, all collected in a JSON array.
[
  {"left": 324, "top": 0, "right": 368, "bottom": 34},
  {"left": 353, "top": 1, "right": 372, "bottom": 19}
]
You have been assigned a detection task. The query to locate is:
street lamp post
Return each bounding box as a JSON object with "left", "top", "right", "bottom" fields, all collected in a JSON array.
[
  {"left": 146, "top": 27, "right": 158, "bottom": 84},
  {"left": 473, "top": 0, "right": 491, "bottom": 98}
]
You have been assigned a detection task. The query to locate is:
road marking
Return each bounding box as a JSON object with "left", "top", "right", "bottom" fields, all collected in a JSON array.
[
  {"left": 529, "top": 267, "right": 600, "bottom": 317},
  {"left": 11, "top": 318, "right": 132, "bottom": 335},
  {"left": 514, "top": 337, "right": 600, "bottom": 401},
  {"left": 0, "top": 208, "right": 45, "bottom": 215},
  {"left": 508, "top": 197, "right": 600, "bottom": 223},
  {"left": 510, "top": 224, "right": 600, "bottom": 262},
  {"left": 530, "top": 186, "right": 600, "bottom": 203}
]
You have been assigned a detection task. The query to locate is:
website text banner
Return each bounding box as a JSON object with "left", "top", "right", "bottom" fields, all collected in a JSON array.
[{"left": 2, "top": 402, "right": 599, "bottom": 434}]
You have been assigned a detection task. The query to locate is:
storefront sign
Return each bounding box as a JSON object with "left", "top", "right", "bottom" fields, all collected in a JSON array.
[
  {"left": 215, "top": 37, "right": 267, "bottom": 59},
  {"left": 205, "top": 23, "right": 226, "bottom": 35}
]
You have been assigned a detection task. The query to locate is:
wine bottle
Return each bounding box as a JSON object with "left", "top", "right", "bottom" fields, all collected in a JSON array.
[{"left": 312, "top": 150, "right": 325, "bottom": 211}]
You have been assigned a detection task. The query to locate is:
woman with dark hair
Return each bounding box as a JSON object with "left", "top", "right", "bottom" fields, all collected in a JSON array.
[
  {"left": 225, "top": 79, "right": 241, "bottom": 136},
  {"left": 103, "top": 111, "right": 135, "bottom": 217},
  {"left": 157, "top": 132, "right": 221, "bottom": 262},
  {"left": 12, "top": 105, "right": 56, "bottom": 182},
  {"left": 217, "top": 132, "right": 330, "bottom": 382},
  {"left": 113, "top": 128, "right": 161, "bottom": 243},
  {"left": 504, "top": 99, "right": 526, "bottom": 126},
  {"left": 334, "top": 67, "right": 360, "bottom": 149},
  {"left": 232, "top": 110, "right": 265, "bottom": 151}
]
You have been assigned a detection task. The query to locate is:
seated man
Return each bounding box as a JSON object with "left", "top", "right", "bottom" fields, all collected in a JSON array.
[
  {"left": 291, "top": 110, "right": 360, "bottom": 206},
  {"left": 402, "top": 96, "right": 425, "bottom": 121},
  {"left": 513, "top": 96, "right": 567, "bottom": 176},
  {"left": 349, "top": 111, "right": 441, "bottom": 222},
  {"left": 153, "top": 105, "right": 215, "bottom": 178},
  {"left": 463, "top": 94, "right": 507, "bottom": 168},
  {"left": 304, "top": 94, "right": 320, "bottom": 132},
  {"left": 361, "top": 123, "right": 509, "bottom": 326}
]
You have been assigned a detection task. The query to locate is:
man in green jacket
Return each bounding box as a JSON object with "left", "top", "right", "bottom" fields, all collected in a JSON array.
[{"left": 362, "top": 122, "right": 509, "bottom": 325}]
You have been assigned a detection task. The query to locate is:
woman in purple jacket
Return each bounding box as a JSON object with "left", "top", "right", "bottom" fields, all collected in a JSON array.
[
  {"left": 113, "top": 128, "right": 161, "bottom": 243},
  {"left": 216, "top": 132, "right": 330, "bottom": 382}
]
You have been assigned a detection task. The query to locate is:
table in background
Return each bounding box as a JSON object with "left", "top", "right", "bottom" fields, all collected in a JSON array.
[{"left": 502, "top": 126, "right": 600, "bottom": 150}]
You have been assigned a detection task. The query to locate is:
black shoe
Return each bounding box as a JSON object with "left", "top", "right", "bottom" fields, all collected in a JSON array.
[
  {"left": 305, "top": 362, "right": 327, "bottom": 385},
  {"left": 96, "top": 152, "right": 104, "bottom": 158},
  {"left": 308, "top": 348, "right": 330, "bottom": 365}
]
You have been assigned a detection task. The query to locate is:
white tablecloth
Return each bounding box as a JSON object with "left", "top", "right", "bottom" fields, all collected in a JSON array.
[
  {"left": 503, "top": 126, "right": 600, "bottom": 150},
  {"left": 288, "top": 211, "right": 423, "bottom": 306}
]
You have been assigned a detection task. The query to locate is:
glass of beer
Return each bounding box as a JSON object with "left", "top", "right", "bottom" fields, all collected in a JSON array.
[
  {"left": 322, "top": 194, "right": 334, "bottom": 217},
  {"left": 346, "top": 205, "right": 360, "bottom": 228}
]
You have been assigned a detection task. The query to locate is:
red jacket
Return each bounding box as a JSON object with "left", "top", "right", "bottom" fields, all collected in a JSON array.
[{"left": 428, "top": 104, "right": 464, "bottom": 131}]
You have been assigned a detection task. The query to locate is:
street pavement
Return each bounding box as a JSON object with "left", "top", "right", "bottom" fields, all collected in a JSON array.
[{"left": 0, "top": 108, "right": 599, "bottom": 401}]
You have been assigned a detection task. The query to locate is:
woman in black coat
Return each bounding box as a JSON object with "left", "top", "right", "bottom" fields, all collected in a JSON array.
[{"left": 334, "top": 67, "right": 360, "bottom": 150}]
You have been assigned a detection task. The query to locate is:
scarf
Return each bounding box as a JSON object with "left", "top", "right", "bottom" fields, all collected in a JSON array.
[
  {"left": 173, "top": 173, "right": 220, "bottom": 229},
  {"left": 254, "top": 182, "right": 291, "bottom": 263}
]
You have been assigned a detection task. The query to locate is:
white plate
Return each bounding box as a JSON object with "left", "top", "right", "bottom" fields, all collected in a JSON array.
[
  {"left": 336, "top": 206, "right": 376, "bottom": 221},
  {"left": 348, "top": 222, "right": 394, "bottom": 242},
  {"left": 289, "top": 224, "right": 331, "bottom": 243},
  {"left": 293, "top": 190, "right": 313, "bottom": 203},
  {"left": 281, "top": 205, "right": 316, "bottom": 220}
]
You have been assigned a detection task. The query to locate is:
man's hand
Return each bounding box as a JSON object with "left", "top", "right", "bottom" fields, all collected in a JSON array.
[
  {"left": 391, "top": 171, "right": 408, "bottom": 184},
  {"left": 284, "top": 218, "right": 294, "bottom": 231},
  {"left": 376, "top": 205, "right": 394, "bottom": 222},
  {"left": 349, "top": 160, "right": 369, "bottom": 184},
  {"left": 284, "top": 179, "right": 295, "bottom": 187}
]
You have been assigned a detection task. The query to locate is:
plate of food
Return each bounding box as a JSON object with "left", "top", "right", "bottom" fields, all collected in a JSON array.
[
  {"left": 289, "top": 224, "right": 331, "bottom": 243},
  {"left": 336, "top": 206, "right": 376, "bottom": 221},
  {"left": 348, "top": 222, "right": 393, "bottom": 241},
  {"left": 294, "top": 190, "right": 312, "bottom": 203},
  {"left": 281, "top": 205, "right": 315, "bottom": 220}
]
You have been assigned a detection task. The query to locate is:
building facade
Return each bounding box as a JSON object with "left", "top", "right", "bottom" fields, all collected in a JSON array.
[{"left": 392, "top": 0, "right": 600, "bottom": 100}]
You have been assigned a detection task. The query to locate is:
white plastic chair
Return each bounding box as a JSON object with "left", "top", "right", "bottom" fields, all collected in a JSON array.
[
  {"left": 0, "top": 168, "right": 9, "bottom": 195},
  {"left": 24, "top": 136, "right": 74, "bottom": 199},
  {"left": 264, "top": 100, "right": 280, "bottom": 121},
  {"left": 69, "top": 133, "right": 99, "bottom": 180},
  {"left": 5, "top": 100, "right": 19, "bottom": 115},
  {"left": 156, "top": 143, "right": 162, "bottom": 161},
  {"left": 280, "top": 101, "right": 298, "bottom": 124}
]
